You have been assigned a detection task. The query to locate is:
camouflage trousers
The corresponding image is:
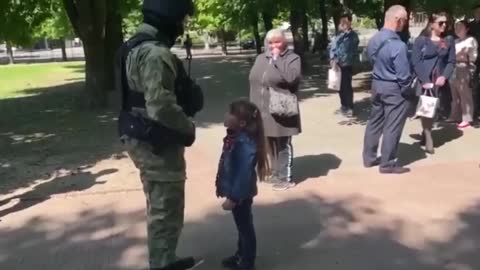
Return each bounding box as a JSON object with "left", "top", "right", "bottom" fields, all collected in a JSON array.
[
  {"left": 141, "top": 179, "right": 185, "bottom": 269},
  {"left": 125, "top": 140, "right": 187, "bottom": 268}
]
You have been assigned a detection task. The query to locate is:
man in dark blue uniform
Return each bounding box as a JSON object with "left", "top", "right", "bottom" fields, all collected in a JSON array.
[{"left": 363, "top": 5, "right": 413, "bottom": 174}]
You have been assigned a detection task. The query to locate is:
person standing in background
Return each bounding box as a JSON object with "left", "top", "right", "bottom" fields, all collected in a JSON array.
[
  {"left": 450, "top": 20, "right": 478, "bottom": 129},
  {"left": 184, "top": 34, "right": 193, "bottom": 60},
  {"left": 329, "top": 13, "right": 360, "bottom": 118},
  {"left": 363, "top": 5, "right": 413, "bottom": 174},
  {"left": 469, "top": 5, "right": 480, "bottom": 120},
  {"left": 249, "top": 29, "right": 302, "bottom": 191},
  {"left": 412, "top": 12, "right": 456, "bottom": 155}
]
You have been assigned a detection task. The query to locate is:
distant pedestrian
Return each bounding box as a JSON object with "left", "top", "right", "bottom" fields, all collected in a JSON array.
[
  {"left": 249, "top": 28, "right": 302, "bottom": 191},
  {"left": 412, "top": 12, "right": 456, "bottom": 154},
  {"left": 363, "top": 5, "right": 413, "bottom": 174},
  {"left": 450, "top": 20, "right": 478, "bottom": 129},
  {"left": 468, "top": 4, "right": 480, "bottom": 119},
  {"left": 216, "top": 100, "right": 270, "bottom": 270},
  {"left": 329, "top": 13, "right": 360, "bottom": 117},
  {"left": 184, "top": 34, "right": 193, "bottom": 60}
]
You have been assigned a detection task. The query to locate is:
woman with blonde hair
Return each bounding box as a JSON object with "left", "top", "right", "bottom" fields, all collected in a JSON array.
[{"left": 249, "top": 28, "right": 302, "bottom": 191}]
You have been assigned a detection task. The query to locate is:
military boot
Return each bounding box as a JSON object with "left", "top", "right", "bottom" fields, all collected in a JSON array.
[{"left": 151, "top": 257, "right": 197, "bottom": 270}]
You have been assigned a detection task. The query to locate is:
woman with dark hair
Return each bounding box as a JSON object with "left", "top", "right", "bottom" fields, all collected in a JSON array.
[
  {"left": 412, "top": 12, "right": 456, "bottom": 154},
  {"left": 450, "top": 20, "right": 478, "bottom": 128}
]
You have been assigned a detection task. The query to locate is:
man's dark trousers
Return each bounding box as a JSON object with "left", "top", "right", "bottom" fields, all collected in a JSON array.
[
  {"left": 340, "top": 65, "right": 354, "bottom": 110},
  {"left": 363, "top": 91, "right": 410, "bottom": 169}
]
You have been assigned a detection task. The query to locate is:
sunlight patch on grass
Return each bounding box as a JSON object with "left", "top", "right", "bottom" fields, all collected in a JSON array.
[{"left": 0, "top": 62, "right": 85, "bottom": 99}]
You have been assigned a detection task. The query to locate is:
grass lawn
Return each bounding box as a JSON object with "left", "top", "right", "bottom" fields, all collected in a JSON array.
[{"left": 0, "top": 62, "right": 85, "bottom": 99}]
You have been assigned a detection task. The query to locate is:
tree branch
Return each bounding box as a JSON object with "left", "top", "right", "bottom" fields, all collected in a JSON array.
[{"left": 62, "top": 0, "right": 82, "bottom": 39}]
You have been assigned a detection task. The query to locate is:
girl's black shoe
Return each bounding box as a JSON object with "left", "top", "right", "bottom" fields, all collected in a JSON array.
[{"left": 221, "top": 255, "right": 240, "bottom": 269}]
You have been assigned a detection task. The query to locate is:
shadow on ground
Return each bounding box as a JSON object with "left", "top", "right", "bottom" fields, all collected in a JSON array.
[
  {"left": 1, "top": 195, "right": 479, "bottom": 270},
  {"left": 0, "top": 169, "right": 118, "bottom": 219},
  {"left": 192, "top": 54, "right": 343, "bottom": 128},
  {"left": 338, "top": 97, "right": 372, "bottom": 126},
  {"left": 399, "top": 123, "right": 464, "bottom": 166},
  {"left": 0, "top": 82, "right": 124, "bottom": 196},
  {"left": 293, "top": 154, "right": 342, "bottom": 185}
]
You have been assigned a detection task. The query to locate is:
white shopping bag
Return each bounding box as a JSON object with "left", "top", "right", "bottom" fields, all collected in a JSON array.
[
  {"left": 415, "top": 89, "right": 439, "bottom": 119},
  {"left": 328, "top": 67, "right": 342, "bottom": 91}
]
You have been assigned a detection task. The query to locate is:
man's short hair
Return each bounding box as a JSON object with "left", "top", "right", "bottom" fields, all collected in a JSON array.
[
  {"left": 474, "top": 4, "right": 480, "bottom": 10},
  {"left": 340, "top": 13, "right": 353, "bottom": 22},
  {"left": 385, "top": 5, "right": 407, "bottom": 22}
]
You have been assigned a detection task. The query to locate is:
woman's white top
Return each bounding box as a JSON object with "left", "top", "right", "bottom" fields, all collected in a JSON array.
[{"left": 455, "top": 36, "right": 478, "bottom": 66}]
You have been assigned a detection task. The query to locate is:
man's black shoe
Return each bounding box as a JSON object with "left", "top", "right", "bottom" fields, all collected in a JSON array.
[
  {"left": 152, "top": 257, "right": 196, "bottom": 270},
  {"left": 364, "top": 158, "right": 381, "bottom": 168},
  {"left": 379, "top": 166, "right": 411, "bottom": 174}
]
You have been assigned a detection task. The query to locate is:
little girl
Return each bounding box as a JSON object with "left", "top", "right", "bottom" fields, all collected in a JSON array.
[{"left": 216, "top": 100, "right": 269, "bottom": 270}]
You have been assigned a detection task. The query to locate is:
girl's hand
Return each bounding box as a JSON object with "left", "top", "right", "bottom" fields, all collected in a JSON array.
[
  {"left": 222, "top": 199, "right": 236, "bottom": 211},
  {"left": 435, "top": 76, "right": 446, "bottom": 87}
]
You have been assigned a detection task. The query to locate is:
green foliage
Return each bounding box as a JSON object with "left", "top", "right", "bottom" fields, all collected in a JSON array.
[
  {"left": 344, "top": 0, "right": 383, "bottom": 19},
  {"left": 121, "top": 0, "right": 143, "bottom": 37},
  {"left": 353, "top": 17, "right": 377, "bottom": 29},
  {"left": 35, "top": 1, "right": 73, "bottom": 40},
  {"left": 0, "top": 0, "right": 51, "bottom": 46},
  {"left": 416, "top": 0, "right": 478, "bottom": 17}
]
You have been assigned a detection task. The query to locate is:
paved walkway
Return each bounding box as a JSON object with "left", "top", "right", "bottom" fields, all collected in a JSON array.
[{"left": 1, "top": 55, "right": 479, "bottom": 270}]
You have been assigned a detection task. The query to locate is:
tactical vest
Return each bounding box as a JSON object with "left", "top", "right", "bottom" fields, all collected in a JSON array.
[{"left": 117, "top": 33, "right": 202, "bottom": 150}]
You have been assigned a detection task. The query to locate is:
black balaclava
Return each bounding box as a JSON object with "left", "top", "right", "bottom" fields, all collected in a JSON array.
[{"left": 142, "top": 0, "right": 194, "bottom": 47}]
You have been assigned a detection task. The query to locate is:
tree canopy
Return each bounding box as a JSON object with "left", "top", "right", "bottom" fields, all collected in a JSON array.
[{"left": 2, "top": 0, "right": 480, "bottom": 106}]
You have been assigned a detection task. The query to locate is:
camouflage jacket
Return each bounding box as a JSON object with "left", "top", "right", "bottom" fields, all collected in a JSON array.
[
  {"left": 329, "top": 30, "right": 360, "bottom": 67},
  {"left": 124, "top": 24, "right": 195, "bottom": 182}
]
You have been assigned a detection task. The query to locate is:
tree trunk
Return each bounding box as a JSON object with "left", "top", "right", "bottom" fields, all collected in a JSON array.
[
  {"left": 6, "top": 41, "right": 14, "bottom": 64},
  {"left": 203, "top": 33, "right": 211, "bottom": 50},
  {"left": 220, "top": 28, "right": 228, "bottom": 55},
  {"left": 290, "top": 8, "right": 304, "bottom": 57},
  {"left": 63, "top": 0, "right": 108, "bottom": 108},
  {"left": 43, "top": 38, "right": 49, "bottom": 50},
  {"left": 302, "top": 10, "right": 309, "bottom": 52},
  {"left": 252, "top": 12, "right": 262, "bottom": 54},
  {"left": 319, "top": 0, "right": 329, "bottom": 49},
  {"left": 262, "top": 11, "right": 274, "bottom": 32},
  {"left": 375, "top": 10, "right": 384, "bottom": 30},
  {"left": 384, "top": 0, "right": 411, "bottom": 43},
  {"left": 104, "top": 0, "right": 123, "bottom": 92},
  {"left": 331, "top": 0, "right": 344, "bottom": 33},
  {"left": 84, "top": 42, "right": 107, "bottom": 107},
  {"left": 61, "top": 38, "right": 68, "bottom": 61}
]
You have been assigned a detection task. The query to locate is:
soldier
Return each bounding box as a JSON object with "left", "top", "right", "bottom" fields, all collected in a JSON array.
[{"left": 117, "top": 0, "right": 202, "bottom": 269}]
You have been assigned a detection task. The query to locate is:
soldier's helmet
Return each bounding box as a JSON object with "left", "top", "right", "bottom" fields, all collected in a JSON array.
[{"left": 143, "top": 0, "right": 194, "bottom": 24}]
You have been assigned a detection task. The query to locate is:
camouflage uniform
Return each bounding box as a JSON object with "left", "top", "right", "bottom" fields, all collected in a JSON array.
[{"left": 123, "top": 23, "right": 195, "bottom": 269}]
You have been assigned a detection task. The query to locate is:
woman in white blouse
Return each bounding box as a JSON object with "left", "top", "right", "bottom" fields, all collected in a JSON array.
[{"left": 450, "top": 20, "right": 478, "bottom": 128}]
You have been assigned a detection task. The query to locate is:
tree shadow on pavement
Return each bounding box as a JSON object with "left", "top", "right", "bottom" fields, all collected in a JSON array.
[
  {"left": 293, "top": 154, "right": 342, "bottom": 185},
  {"left": 0, "top": 82, "right": 125, "bottom": 197},
  {"left": 191, "top": 56, "right": 340, "bottom": 128},
  {"left": 400, "top": 124, "right": 464, "bottom": 166},
  {"left": 1, "top": 195, "right": 479, "bottom": 270},
  {"left": 183, "top": 196, "right": 480, "bottom": 270},
  {"left": 338, "top": 97, "right": 371, "bottom": 126},
  {"left": 398, "top": 143, "right": 428, "bottom": 167},
  {"left": 0, "top": 169, "right": 117, "bottom": 220}
]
